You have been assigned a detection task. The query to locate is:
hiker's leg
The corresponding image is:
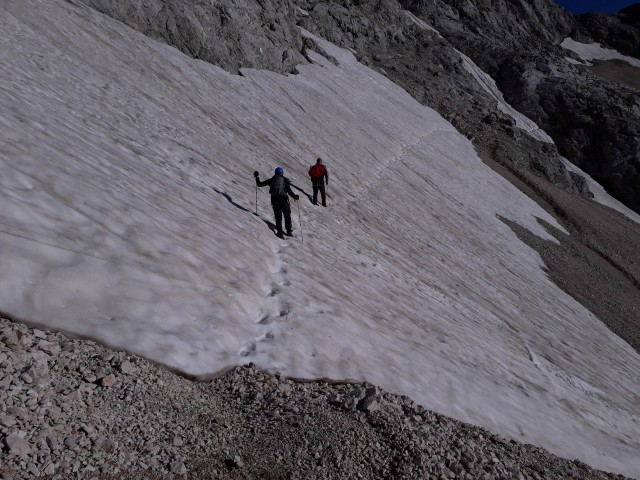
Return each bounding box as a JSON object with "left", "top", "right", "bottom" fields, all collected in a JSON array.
[
  {"left": 312, "top": 185, "right": 319, "bottom": 205},
  {"left": 320, "top": 185, "right": 326, "bottom": 206},
  {"left": 283, "top": 203, "right": 292, "bottom": 234},
  {"left": 273, "top": 203, "right": 283, "bottom": 234}
]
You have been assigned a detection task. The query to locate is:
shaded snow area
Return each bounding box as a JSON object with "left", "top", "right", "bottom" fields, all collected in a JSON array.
[
  {"left": 561, "top": 37, "right": 640, "bottom": 68},
  {"left": 457, "top": 51, "right": 554, "bottom": 144},
  {"left": 1, "top": 0, "right": 640, "bottom": 477}
]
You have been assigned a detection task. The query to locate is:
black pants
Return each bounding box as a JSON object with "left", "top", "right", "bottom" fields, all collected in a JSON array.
[
  {"left": 272, "top": 201, "right": 292, "bottom": 234},
  {"left": 312, "top": 184, "right": 326, "bottom": 206}
]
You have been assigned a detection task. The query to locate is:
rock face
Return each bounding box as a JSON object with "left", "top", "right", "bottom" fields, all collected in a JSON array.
[
  {"left": 400, "top": 0, "right": 574, "bottom": 71},
  {"left": 496, "top": 58, "right": 640, "bottom": 213}
]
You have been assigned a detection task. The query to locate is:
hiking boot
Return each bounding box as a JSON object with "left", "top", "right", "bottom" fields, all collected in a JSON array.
[
  {"left": 285, "top": 231, "right": 293, "bottom": 237},
  {"left": 276, "top": 231, "right": 284, "bottom": 239},
  {"left": 322, "top": 203, "right": 327, "bottom": 207}
]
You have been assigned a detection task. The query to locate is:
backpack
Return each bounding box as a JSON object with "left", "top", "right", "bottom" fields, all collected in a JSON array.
[{"left": 270, "top": 175, "right": 287, "bottom": 196}]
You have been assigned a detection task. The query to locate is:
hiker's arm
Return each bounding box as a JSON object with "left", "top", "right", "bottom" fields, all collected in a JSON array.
[
  {"left": 324, "top": 169, "right": 329, "bottom": 184},
  {"left": 256, "top": 177, "right": 271, "bottom": 187},
  {"left": 286, "top": 180, "right": 299, "bottom": 200}
]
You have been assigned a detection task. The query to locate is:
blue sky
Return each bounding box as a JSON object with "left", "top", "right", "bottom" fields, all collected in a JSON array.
[{"left": 554, "top": 0, "right": 636, "bottom": 13}]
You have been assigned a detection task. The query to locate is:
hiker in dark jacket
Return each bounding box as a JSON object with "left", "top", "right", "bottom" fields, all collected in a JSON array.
[
  {"left": 308, "top": 158, "right": 329, "bottom": 206},
  {"left": 254, "top": 167, "right": 299, "bottom": 238}
]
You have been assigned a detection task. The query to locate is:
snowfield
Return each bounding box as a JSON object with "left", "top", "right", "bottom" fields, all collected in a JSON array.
[
  {"left": 561, "top": 37, "right": 640, "bottom": 68},
  {"left": 1, "top": 0, "right": 640, "bottom": 477}
]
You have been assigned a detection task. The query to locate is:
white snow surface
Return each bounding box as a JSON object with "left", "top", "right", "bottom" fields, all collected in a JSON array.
[
  {"left": 457, "top": 51, "right": 554, "bottom": 144},
  {"left": 561, "top": 37, "right": 640, "bottom": 68},
  {"left": 2, "top": 1, "right": 640, "bottom": 477}
]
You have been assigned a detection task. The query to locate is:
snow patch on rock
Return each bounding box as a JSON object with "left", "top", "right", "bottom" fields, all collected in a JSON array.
[
  {"left": 404, "top": 10, "right": 442, "bottom": 37},
  {"left": 561, "top": 38, "right": 640, "bottom": 69},
  {"left": 457, "top": 50, "right": 554, "bottom": 143}
]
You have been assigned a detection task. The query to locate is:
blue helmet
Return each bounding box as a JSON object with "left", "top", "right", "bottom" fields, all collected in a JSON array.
[{"left": 275, "top": 167, "right": 284, "bottom": 175}]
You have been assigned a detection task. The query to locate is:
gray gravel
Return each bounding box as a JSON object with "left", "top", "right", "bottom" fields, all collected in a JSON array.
[{"left": 0, "top": 317, "right": 631, "bottom": 480}]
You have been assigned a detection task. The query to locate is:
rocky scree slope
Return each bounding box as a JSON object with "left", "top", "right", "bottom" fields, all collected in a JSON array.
[
  {"left": 0, "top": 317, "right": 632, "bottom": 480},
  {"left": 400, "top": 0, "right": 640, "bottom": 214},
  {"left": 75, "top": 0, "right": 591, "bottom": 198}
]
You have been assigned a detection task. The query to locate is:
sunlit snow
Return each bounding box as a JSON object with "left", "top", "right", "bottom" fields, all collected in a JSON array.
[
  {"left": 2, "top": 0, "right": 640, "bottom": 477},
  {"left": 561, "top": 37, "right": 640, "bottom": 68}
]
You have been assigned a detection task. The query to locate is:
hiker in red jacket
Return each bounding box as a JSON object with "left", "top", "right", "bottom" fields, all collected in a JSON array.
[{"left": 308, "top": 158, "right": 329, "bottom": 207}]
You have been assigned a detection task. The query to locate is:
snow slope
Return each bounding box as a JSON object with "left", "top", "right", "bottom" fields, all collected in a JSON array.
[{"left": 1, "top": 0, "right": 640, "bottom": 476}]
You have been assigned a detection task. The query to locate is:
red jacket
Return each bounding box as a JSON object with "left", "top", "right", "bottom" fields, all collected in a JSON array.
[{"left": 309, "top": 164, "right": 328, "bottom": 185}]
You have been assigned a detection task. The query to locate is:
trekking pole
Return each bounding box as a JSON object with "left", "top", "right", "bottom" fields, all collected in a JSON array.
[
  {"left": 297, "top": 200, "right": 304, "bottom": 243},
  {"left": 253, "top": 171, "right": 259, "bottom": 215}
]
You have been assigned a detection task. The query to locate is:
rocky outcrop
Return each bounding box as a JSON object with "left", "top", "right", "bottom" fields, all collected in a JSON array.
[
  {"left": 399, "top": 0, "right": 574, "bottom": 71},
  {"left": 572, "top": 11, "right": 640, "bottom": 59},
  {"left": 401, "top": 0, "right": 640, "bottom": 213},
  {"left": 496, "top": 57, "right": 640, "bottom": 213},
  {"left": 77, "top": 0, "right": 306, "bottom": 74}
]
